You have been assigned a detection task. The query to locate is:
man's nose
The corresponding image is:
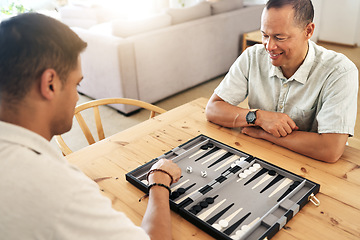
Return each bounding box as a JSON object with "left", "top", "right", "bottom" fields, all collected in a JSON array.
[{"left": 266, "top": 37, "right": 277, "bottom": 52}]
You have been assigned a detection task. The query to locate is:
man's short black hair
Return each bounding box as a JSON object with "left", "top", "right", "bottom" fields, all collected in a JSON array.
[
  {"left": 266, "top": 0, "right": 314, "bottom": 28},
  {"left": 0, "top": 13, "right": 87, "bottom": 103}
]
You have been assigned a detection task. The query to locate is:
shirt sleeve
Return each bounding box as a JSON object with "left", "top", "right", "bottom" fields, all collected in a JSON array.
[
  {"left": 214, "top": 48, "right": 251, "bottom": 106},
  {"left": 316, "top": 66, "right": 358, "bottom": 136}
]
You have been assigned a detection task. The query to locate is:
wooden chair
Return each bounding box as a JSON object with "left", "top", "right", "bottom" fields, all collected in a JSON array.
[{"left": 54, "top": 98, "right": 166, "bottom": 156}]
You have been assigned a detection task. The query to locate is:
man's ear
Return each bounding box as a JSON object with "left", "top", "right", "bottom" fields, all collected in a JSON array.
[
  {"left": 305, "top": 22, "right": 315, "bottom": 39},
  {"left": 40, "top": 69, "right": 58, "bottom": 100}
]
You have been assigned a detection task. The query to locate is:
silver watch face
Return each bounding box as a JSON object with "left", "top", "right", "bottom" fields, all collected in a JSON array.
[{"left": 246, "top": 111, "right": 256, "bottom": 124}]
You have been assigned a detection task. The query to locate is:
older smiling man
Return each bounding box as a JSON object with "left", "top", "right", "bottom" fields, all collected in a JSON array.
[{"left": 206, "top": 0, "right": 358, "bottom": 163}]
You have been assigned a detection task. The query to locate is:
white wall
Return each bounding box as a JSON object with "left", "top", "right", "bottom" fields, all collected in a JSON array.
[
  {"left": 315, "top": 0, "right": 360, "bottom": 46},
  {"left": 357, "top": 2, "right": 360, "bottom": 45},
  {"left": 311, "top": 0, "right": 322, "bottom": 42}
]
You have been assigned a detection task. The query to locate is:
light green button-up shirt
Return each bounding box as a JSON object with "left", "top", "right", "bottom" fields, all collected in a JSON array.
[{"left": 215, "top": 40, "right": 358, "bottom": 135}]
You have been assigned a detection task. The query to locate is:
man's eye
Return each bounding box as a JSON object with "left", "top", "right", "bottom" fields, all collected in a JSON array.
[{"left": 276, "top": 37, "right": 286, "bottom": 41}]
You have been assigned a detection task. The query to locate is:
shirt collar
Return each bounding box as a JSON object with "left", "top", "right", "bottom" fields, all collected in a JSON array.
[
  {"left": 0, "top": 120, "right": 64, "bottom": 160},
  {"left": 269, "top": 40, "right": 315, "bottom": 84}
]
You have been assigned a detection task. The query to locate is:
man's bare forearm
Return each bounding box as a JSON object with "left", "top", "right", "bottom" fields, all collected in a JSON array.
[
  {"left": 242, "top": 127, "right": 348, "bottom": 163},
  {"left": 206, "top": 101, "right": 248, "bottom": 128},
  {"left": 141, "top": 187, "right": 172, "bottom": 240},
  {"left": 141, "top": 159, "right": 181, "bottom": 239}
]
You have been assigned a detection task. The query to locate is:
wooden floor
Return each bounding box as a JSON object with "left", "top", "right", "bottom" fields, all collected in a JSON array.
[{"left": 317, "top": 42, "right": 360, "bottom": 149}]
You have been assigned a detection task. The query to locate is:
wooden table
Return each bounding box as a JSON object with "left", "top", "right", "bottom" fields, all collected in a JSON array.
[{"left": 66, "top": 98, "right": 360, "bottom": 240}]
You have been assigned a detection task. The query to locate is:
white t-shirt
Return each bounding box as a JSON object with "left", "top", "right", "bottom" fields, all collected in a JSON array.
[
  {"left": 0, "top": 121, "right": 150, "bottom": 240},
  {"left": 215, "top": 40, "right": 358, "bottom": 134}
]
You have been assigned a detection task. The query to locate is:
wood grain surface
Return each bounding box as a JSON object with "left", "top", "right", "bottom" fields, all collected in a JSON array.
[{"left": 66, "top": 98, "right": 360, "bottom": 240}]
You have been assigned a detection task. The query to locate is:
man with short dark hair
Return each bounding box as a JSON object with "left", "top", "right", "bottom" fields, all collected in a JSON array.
[
  {"left": 206, "top": 0, "right": 358, "bottom": 163},
  {"left": 0, "top": 13, "right": 181, "bottom": 240}
]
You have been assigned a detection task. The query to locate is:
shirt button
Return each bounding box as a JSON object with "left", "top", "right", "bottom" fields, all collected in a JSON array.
[
  {"left": 283, "top": 84, "right": 288, "bottom": 88},
  {"left": 279, "top": 105, "right": 283, "bottom": 109}
]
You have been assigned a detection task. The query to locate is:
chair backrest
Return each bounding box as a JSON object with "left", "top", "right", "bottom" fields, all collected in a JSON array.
[{"left": 54, "top": 98, "right": 166, "bottom": 155}]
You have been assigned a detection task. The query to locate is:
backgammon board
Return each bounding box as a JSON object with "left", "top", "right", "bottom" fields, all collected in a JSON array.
[{"left": 126, "top": 135, "right": 320, "bottom": 240}]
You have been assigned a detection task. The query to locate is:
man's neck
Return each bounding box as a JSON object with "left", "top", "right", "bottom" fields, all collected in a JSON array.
[
  {"left": 281, "top": 65, "right": 300, "bottom": 79},
  {"left": 0, "top": 101, "right": 52, "bottom": 141}
]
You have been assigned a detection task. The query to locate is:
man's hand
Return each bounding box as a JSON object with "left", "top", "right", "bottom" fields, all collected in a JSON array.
[
  {"left": 241, "top": 126, "right": 348, "bottom": 163},
  {"left": 256, "top": 110, "right": 299, "bottom": 137},
  {"left": 149, "top": 159, "right": 182, "bottom": 185},
  {"left": 241, "top": 126, "right": 266, "bottom": 139}
]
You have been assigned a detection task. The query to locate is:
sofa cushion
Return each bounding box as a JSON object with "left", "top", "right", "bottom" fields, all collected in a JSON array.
[
  {"left": 166, "top": 2, "right": 211, "bottom": 25},
  {"left": 112, "top": 13, "right": 171, "bottom": 38},
  {"left": 209, "top": 0, "right": 244, "bottom": 15}
]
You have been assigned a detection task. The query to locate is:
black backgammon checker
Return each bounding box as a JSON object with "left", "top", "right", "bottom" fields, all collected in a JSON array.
[{"left": 126, "top": 135, "right": 320, "bottom": 240}]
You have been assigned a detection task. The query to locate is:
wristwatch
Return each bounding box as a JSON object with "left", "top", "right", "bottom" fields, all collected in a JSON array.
[{"left": 246, "top": 109, "right": 258, "bottom": 124}]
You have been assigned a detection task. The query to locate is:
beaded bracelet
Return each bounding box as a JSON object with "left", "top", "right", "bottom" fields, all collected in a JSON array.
[
  {"left": 139, "top": 183, "right": 171, "bottom": 202},
  {"left": 146, "top": 168, "right": 174, "bottom": 185},
  {"left": 148, "top": 183, "right": 171, "bottom": 195}
]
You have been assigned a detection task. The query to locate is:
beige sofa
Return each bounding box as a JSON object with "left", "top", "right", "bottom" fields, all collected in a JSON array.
[{"left": 64, "top": 1, "right": 264, "bottom": 113}]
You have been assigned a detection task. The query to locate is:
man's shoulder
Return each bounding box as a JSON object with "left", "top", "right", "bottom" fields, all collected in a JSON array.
[{"left": 311, "top": 41, "right": 357, "bottom": 72}]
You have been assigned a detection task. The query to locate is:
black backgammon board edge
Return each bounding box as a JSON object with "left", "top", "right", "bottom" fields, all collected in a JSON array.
[
  {"left": 125, "top": 138, "right": 181, "bottom": 192},
  {"left": 179, "top": 206, "right": 235, "bottom": 240},
  {"left": 258, "top": 182, "right": 320, "bottom": 240},
  {"left": 197, "top": 134, "right": 254, "bottom": 159},
  {"left": 125, "top": 134, "right": 321, "bottom": 239},
  {"left": 125, "top": 158, "right": 158, "bottom": 193}
]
